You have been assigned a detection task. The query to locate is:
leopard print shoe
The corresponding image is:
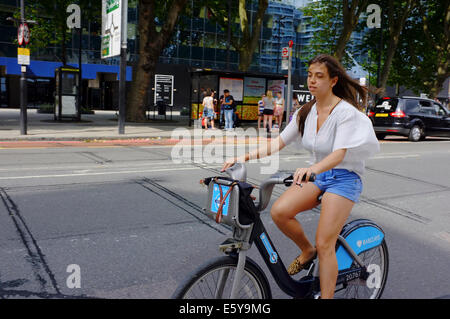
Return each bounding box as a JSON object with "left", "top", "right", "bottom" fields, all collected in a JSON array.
[{"left": 287, "top": 251, "right": 317, "bottom": 275}]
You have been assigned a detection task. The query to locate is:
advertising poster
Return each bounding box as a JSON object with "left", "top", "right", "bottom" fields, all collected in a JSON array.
[
  {"left": 243, "top": 77, "right": 266, "bottom": 104},
  {"left": 242, "top": 77, "right": 266, "bottom": 121},
  {"left": 219, "top": 77, "right": 243, "bottom": 101},
  {"left": 268, "top": 79, "right": 285, "bottom": 98}
]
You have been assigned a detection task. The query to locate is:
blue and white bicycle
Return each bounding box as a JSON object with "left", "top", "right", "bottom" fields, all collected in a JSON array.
[{"left": 173, "top": 163, "right": 389, "bottom": 299}]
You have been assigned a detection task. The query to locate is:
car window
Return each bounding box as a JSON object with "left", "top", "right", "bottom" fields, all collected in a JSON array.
[
  {"left": 404, "top": 99, "right": 420, "bottom": 113},
  {"left": 420, "top": 100, "right": 432, "bottom": 107},
  {"left": 420, "top": 107, "right": 436, "bottom": 115},
  {"left": 433, "top": 103, "right": 447, "bottom": 116}
]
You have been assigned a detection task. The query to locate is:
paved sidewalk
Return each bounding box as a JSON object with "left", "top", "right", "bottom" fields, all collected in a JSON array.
[{"left": 0, "top": 108, "right": 275, "bottom": 145}]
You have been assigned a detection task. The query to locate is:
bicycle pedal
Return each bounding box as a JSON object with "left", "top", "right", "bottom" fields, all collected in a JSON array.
[{"left": 219, "top": 238, "right": 243, "bottom": 252}]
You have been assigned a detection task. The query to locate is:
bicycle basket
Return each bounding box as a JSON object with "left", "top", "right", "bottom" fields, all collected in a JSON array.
[{"left": 204, "top": 177, "right": 254, "bottom": 229}]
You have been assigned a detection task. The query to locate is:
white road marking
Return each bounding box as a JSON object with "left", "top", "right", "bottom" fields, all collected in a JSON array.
[{"left": 0, "top": 166, "right": 201, "bottom": 180}]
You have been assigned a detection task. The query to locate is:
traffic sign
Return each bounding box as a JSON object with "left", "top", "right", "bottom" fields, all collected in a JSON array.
[
  {"left": 18, "top": 24, "right": 24, "bottom": 45},
  {"left": 23, "top": 23, "right": 30, "bottom": 45},
  {"left": 281, "top": 47, "right": 289, "bottom": 58},
  {"left": 288, "top": 40, "right": 293, "bottom": 48}
]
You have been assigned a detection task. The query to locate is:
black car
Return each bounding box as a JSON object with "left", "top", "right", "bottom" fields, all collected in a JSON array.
[{"left": 369, "top": 97, "right": 450, "bottom": 141}]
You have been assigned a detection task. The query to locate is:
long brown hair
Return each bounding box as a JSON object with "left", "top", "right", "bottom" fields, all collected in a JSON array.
[{"left": 297, "top": 54, "right": 368, "bottom": 136}]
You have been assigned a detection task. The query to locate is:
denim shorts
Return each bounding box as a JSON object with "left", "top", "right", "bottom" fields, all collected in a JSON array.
[
  {"left": 313, "top": 169, "right": 363, "bottom": 203},
  {"left": 203, "top": 108, "right": 215, "bottom": 119}
]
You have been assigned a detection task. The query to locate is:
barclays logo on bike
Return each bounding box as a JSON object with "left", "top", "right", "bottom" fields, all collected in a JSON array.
[
  {"left": 260, "top": 233, "right": 278, "bottom": 264},
  {"left": 356, "top": 234, "right": 381, "bottom": 248}
]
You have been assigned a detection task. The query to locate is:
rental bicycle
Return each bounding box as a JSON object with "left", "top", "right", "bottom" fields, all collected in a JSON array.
[{"left": 172, "top": 163, "right": 389, "bottom": 299}]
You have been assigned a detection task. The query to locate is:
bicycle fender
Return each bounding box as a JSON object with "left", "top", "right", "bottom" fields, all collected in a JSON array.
[{"left": 336, "top": 219, "right": 385, "bottom": 271}]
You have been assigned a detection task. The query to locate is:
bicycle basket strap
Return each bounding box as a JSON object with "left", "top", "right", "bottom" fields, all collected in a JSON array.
[{"left": 215, "top": 179, "right": 237, "bottom": 223}]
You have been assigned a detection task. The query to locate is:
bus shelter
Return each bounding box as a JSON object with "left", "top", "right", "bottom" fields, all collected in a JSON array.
[{"left": 189, "top": 68, "right": 287, "bottom": 126}]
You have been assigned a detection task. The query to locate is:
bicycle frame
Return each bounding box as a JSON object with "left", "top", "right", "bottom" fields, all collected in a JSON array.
[
  {"left": 218, "top": 164, "right": 378, "bottom": 299},
  {"left": 230, "top": 217, "right": 369, "bottom": 299}
]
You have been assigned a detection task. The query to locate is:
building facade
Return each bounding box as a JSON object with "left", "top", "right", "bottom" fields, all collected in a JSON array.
[{"left": 1, "top": 0, "right": 403, "bottom": 114}]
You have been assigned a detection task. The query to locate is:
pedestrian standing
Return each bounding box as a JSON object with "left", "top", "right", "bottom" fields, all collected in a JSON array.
[
  {"left": 222, "top": 89, "right": 235, "bottom": 131},
  {"left": 257, "top": 94, "right": 265, "bottom": 129},
  {"left": 291, "top": 93, "right": 300, "bottom": 122},
  {"left": 274, "top": 91, "right": 285, "bottom": 129},
  {"left": 263, "top": 90, "right": 275, "bottom": 133},
  {"left": 202, "top": 89, "right": 216, "bottom": 130}
]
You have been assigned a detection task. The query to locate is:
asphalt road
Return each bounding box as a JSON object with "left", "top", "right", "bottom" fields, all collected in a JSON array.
[{"left": 0, "top": 137, "right": 449, "bottom": 299}]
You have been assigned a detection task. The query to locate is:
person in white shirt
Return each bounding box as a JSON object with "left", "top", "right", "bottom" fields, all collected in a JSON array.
[
  {"left": 257, "top": 94, "right": 265, "bottom": 129},
  {"left": 274, "top": 91, "right": 285, "bottom": 129},
  {"left": 221, "top": 54, "right": 379, "bottom": 299},
  {"left": 202, "top": 90, "right": 216, "bottom": 130}
]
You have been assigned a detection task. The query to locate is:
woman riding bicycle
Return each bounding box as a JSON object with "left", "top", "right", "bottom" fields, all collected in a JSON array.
[{"left": 221, "top": 54, "right": 379, "bottom": 299}]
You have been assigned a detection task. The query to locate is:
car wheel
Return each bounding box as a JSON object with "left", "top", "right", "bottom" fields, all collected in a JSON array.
[
  {"left": 408, "top": 125, "right": 423, "bottom": 142},
  {"left": 376, "top": 133, "right": 387, "bottom": 140}
]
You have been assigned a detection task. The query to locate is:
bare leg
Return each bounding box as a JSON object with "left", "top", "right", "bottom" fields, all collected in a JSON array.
[
  {"left": 271, "top": 183, "right": 322, "bottom": 261},
  {"left": 315, "top": 192, "right": 354, "bottom": 299}
]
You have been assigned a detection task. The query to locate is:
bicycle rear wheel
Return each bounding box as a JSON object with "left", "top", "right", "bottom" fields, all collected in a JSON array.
[
  {"left": 172, "top": 255, "right": 271, "bottom": 299},
  {"left": 334, "top": 240, "right": 389, "bottom": 299}
]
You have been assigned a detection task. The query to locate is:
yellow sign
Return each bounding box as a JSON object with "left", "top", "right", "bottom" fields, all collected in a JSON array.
[
  {"left": 17, "top": 47, "right": 30, "bottom": 65},
  {"left": 18, "top": 47, "right": 30, "bottom": 55}
]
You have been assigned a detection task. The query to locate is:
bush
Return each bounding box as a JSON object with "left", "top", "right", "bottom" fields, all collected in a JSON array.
[
  {"left": 37, "top": 104, "right": 53, "bottom": 113},
  {"left": 180, "top": 106, "right": 190, "bottom": 116},
  {"left": 37, "top": 104, "right": 94, "bottom": 114}
]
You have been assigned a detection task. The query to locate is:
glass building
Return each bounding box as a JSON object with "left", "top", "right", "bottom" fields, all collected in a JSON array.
[{"left": 0, "top": 0, "right": 368, "bottom": 111}]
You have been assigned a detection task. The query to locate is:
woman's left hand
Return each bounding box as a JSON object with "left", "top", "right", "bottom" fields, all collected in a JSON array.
[{"left": 293, "top": 167, "right": 317, "bottom": 186}]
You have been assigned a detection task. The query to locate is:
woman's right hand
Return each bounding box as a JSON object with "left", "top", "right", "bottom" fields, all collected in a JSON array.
[{"left": 221, "top": 158, "right": 237, "bottom": 172}]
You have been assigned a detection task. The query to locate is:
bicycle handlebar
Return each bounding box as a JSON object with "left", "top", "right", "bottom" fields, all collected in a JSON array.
[
  {"left": 256, "top": 172, "right": 316, "bottom": 212},
  {"left": 283, "top": 173, "right": 316, "bottom": 186},
  {"left": 223, "top": 163, "right": 316, "bottom": 213}
]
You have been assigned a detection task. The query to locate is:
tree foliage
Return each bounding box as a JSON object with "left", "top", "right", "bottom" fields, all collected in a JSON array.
[
  {"left": 389, "top": 0, "right": 449, "bottom": 97},
  {"left": 301, "top": 0, "right": 369, "bottom": 65},
  {"left": 206, "top": 0, "right": 268, "bottom": 71},
  {"left": 302, "top": 0, "right": 449, "bottom": 96},
  {"left": 17, "top": 0, "right": 101, "bottom": 65}
]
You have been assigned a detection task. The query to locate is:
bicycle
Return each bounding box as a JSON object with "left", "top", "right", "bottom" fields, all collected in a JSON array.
[{"left": 172, "top": 163, "right": 389, "bottom": 299}]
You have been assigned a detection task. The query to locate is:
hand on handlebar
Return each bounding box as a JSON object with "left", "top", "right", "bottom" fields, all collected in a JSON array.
[
  {"left": 221, "top": 158, "right": 237, "bottom": 172},
  {"left": 293, "top": 167, "right": 317, "bottom": 186}
]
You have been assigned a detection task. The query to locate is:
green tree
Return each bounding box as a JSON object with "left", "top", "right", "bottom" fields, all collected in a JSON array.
[
  {"left": 206, "top": 0, "right": 268, "bottom": 71},
  {"left": 18, "top": 1, "right": 101, "bottom": 65},
  {"left": 127, "top": 0, "right": 189, "bottom": 122},
  {"left": 385, "top": 1, "right": 449, "bottom": 98},
  {"left": 376, "top": 0, "right": 417, "bottom": 93},
  {"left": 420, "top": 0, "right": 450, "bottom": 98},
  {"left": 301, "top": 0, "right": 369, "bottom": 62}
]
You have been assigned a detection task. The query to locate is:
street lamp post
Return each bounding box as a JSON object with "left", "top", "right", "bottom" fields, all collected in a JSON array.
[
  {"left": 19, "top": 0, "right": 27, "bottom": 135},
  {"left": 7, "top": 2, "right": 36, "bottom": 135},
  {"left": 118, "top": 0, "right": 128, "bottom": 134}
]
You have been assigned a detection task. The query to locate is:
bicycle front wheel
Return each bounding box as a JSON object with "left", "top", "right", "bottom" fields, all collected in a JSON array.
[
  {"left": 172, "top": 256, "right": 271, "bottom": 299},
  {"left": 335, "top": 240, "right": 389, "bottom": 299}
]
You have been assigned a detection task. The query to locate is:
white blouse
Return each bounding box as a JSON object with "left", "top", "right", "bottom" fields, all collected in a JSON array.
[{"left": 279, "top": 100, "right": 380, "bottom": 177}]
